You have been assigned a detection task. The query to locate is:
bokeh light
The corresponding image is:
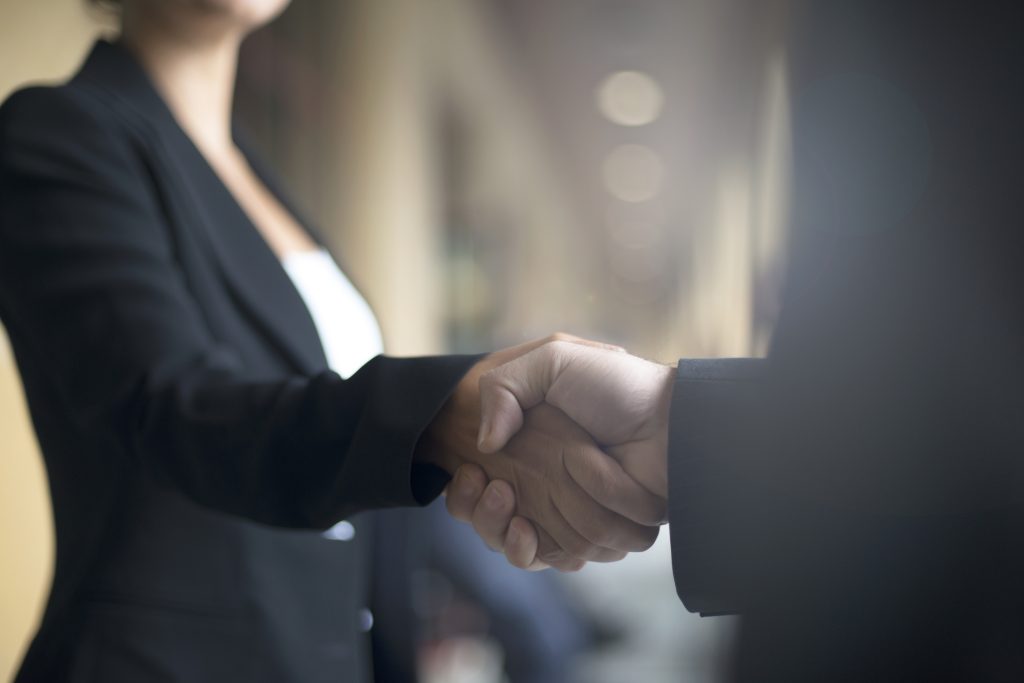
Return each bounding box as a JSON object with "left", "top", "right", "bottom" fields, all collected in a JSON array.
[{"left": 596, "top": 70, "right": 664, "bottom": 127}]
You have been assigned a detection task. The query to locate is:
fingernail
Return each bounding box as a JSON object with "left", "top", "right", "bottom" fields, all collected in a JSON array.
[
  {"left": 477, "top": 420, "right": 491, "bottom": 451},
  {"left": 484, "top": 484, "right": 507, "bottom": 510},
  {"left": 506, "top": 520, "right": 520, "bottom": 546}
]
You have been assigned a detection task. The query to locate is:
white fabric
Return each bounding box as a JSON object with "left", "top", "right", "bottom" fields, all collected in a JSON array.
[{"left": 281, "top": 248, "right": 384, "bottom": 379}]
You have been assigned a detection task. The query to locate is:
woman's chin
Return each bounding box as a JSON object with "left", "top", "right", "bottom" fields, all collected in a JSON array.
[{"left": 194, "top": 0, "right": 291, "bottom": 30}]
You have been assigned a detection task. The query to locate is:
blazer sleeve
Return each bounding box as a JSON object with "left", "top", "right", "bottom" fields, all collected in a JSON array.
[
  {"left": 667, "top": 359, "right": 771, "bottom": 616},
  {"left": 668, "top": 228, "right": 1024, "bottom": 616},
  {"left": 667, "top": 240, "right": 1024, "bottom": 617},
  {"left": 0, "top": 86, "right": 472, "bottom": 530},
  {"left": 668, "top": 349, "right": 1024, "bottom": 617}
]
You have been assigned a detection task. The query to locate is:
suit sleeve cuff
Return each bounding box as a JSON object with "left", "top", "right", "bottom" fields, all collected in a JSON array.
[
  {"left": 306, "top": 354, "right": 482, "bottom": 525},
  {"left": 668, "top": 358, "right": 767, "bottom": 615}
]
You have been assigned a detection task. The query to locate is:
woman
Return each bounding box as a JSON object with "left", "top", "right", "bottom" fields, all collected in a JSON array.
[{"left": 0, "top": 0, "right": 664, "bottom": 680}]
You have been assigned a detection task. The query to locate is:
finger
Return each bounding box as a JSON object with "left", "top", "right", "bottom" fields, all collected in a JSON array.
[
  {"left": 535, "top": 498, "right": 628, "bottom": 563},
  {"left": 552, "top": 450, "right": 662, "bottom": 552},
  {"left": 477, "top": 380, "right": 527, "bottom": 453},
  {"left": 504, "top": 516, "right": 548, "bottom": 571},
  {"left": 563, "top": 446, "right": 668, "bottom": 526},
  {"left": 478, "top": 343, "right": 566, "bottom": 452},
  {"left": 445, "top": 464, "right": 488, "bottom": 523},
  {"left": 471, "top": 480, "right": 517, "bottom": 552},
  {"left": 548, "top": 332, "right": 627, "bottom": 354},
  {"left": 534, "top": 525, "right": 588, "bottom": 572},
  {"left": 609, "top": 441, "right": 669, "bottom": 500},
  {"left": 477, "top": 350, "right": 551, "bottom": 453},
  {"left": 508, "top": 333, "right": 624, "bottom": 357},
  {"left": 477, "top": 334, "right": 623, "bottom": 451},
  {"left": 478, "top": 338, "right": 620, "bottom": 453}
]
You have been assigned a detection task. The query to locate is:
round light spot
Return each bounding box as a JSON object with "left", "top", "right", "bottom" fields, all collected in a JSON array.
[
  {"left": 358, "top": 608, "right": 374, "bottom": 632},
  {"left": 596, "top": 70, "right": 664, "bottom": 127},
  {"left": 322, "top": 520, "right": 355, "bottom": 541},
  {"left": 602, "top": 144, "right": 664, "bottom": 202}
]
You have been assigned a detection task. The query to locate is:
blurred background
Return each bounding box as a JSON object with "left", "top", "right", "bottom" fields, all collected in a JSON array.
[{"left": 0, "top": 0, "right": 794, "bottom": 680}]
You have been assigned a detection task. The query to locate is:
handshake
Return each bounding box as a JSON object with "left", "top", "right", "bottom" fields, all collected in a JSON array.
[{"left": 420, "top": 334, "right": 676, "bottom": 572}]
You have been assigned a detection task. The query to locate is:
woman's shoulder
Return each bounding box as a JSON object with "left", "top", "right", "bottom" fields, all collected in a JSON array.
[
  {"left": 2, "top": 40, "right": 168, "bottom": 155},
  {"left": 1, "top": 81, "right": 118, "bottom": 147},
  {"left": 0, "top": 79, "right": 142, "bottom": 186}
]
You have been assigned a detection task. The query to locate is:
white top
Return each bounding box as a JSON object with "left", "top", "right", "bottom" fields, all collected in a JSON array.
[{"left": 281, "top": 248, "right": 384, "bottom": 379}]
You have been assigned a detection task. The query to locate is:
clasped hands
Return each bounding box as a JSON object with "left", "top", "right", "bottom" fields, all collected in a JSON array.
[{"left": 420, "top": 335, "right": 675, "bottom": 572}]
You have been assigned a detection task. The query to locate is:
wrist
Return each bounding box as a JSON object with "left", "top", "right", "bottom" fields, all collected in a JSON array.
[{"left": 416, "top": 360, "right": 488, "bottom": 475}]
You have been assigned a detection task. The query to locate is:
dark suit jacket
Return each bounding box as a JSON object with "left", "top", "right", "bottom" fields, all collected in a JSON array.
[
  {"left": 0, "top": 40, "right": 471, "bottom": 683},
  {"left": 668, "top": 3, "right": 1024, "bottom": 681}
]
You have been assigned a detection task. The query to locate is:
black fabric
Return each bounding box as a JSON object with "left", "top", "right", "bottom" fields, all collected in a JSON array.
[
  {"left": 668, "top": 2, "right": 1024, "bottom": 681},
  {"left": 0, "top": 40, "right": 475, "bottom": 683}
]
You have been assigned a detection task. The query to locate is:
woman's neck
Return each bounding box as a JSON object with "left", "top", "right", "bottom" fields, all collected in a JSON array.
[{"left": 120, "top": 15, "right": 243, "bottom": 158}]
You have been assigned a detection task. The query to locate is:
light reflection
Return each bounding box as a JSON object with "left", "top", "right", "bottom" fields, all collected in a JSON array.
[{"left": 596, "top": 70, "right": 664, "bottom": 127}]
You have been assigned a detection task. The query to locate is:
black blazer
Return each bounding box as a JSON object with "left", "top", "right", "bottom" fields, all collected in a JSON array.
[
  {"left": 668, "top": 3, "right": 1024, "bottom": 681},
  {"left": 0, "top": 40, "right": 472, "bottom": 683}
]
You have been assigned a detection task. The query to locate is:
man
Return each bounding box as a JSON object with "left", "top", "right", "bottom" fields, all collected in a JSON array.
[{"left": 447, "top": 2, "right": 1024, "bottom": 680}]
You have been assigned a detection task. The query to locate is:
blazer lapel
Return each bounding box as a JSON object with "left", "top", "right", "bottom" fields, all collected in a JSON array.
[{"left": 77, "top": 41, "right": 328, "bottom": 376}]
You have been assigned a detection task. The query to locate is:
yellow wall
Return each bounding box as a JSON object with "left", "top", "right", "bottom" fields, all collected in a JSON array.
[{"left": 0, "top": 2, "right": 107, "bottom": 678}]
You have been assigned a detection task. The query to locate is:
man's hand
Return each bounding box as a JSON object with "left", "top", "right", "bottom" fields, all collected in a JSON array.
[
  {"left": 448, "top": 341, "right": 676, "bottom": 569},
  {"left": 418, "top": 335, "right": 666, "bottom": 571},
  {"left": 479, "top": 341, "right": 675, "bottom": 498}
]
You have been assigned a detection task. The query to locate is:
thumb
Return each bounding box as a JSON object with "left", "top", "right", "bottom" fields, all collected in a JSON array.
[
  {"left": 477, "top": 346, "right": 561, "bottom": 452},
  {"left": 477, "top": 382, "right": 527, "bottom": 452}
]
